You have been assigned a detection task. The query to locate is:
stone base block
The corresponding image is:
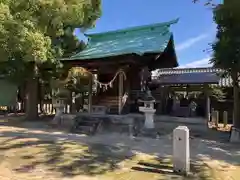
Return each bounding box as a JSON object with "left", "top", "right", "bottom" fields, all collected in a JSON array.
[{"left": 230, "top": 127, "right": 240, "bottom": 143}]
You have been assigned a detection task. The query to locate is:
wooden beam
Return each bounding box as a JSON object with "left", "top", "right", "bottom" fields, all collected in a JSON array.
[
  {"left": 88, "top": 74, "right": 93, "bottom": 114},
  {"left": 204, "top": 84, "right": 211, "bottom": 124},
  {"left": 118, "top": 71, "right": 124, "bottom": 114},
  {"left": 63, "top": 54, "right": 138, "bottom": 68},
  {"left": 169, "top": 86, "right": 205, "bottom": 92}
]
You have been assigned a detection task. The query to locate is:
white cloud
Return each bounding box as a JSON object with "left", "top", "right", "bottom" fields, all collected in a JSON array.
[
  {"left": 178, "top": 57, "right": 212, "bottom": 68},
  {"left": 176, "top": 34, "right": 208, "bottom": 51}
]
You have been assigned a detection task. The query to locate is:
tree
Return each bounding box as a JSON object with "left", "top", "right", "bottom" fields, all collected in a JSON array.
[
  {"left": 193, "top": 0, "right": 215, "bottom": 6},
  {"left": 210, "top": 0, "right": 240, "bottom": 129},
  {"left": 0, "top": 0, "right": 101, "bottom": 119},
  {"left": 194, "top": 0, "right": 240, "bottom": 129}
]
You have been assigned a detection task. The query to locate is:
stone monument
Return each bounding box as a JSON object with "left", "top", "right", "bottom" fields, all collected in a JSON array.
[
  {"left": 173, "top": 126, "right": 190, "bottom": 175},
  {"left": 139, "top": 90, "right": 156, "bottom": 129},
  {"left": 51, "top": 87, "right": 69, "bottom": 125},
  {"left": 52, "top": 98, "right": 65, "bottom": 125}
]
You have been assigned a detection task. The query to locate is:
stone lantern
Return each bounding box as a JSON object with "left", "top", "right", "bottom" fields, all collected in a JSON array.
[
  {"left": 52, "top": 89, "right": 68, "bottom": 124},
  {"left": 139, "top": 90, "right": 156, "bottom": 129}
]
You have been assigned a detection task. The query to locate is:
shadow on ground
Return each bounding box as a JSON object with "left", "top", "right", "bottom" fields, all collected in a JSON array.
[
  {"left": 0, "top": 115, "right": 54, "bottom": 129},
  {"left": 0, "top": 135, "right": 134, "bottom": 178},
  {"left": 42, "top": 142, "right": 131, "bottom": 177},
  {"left": 132, "top": 161, "right": 175, "bottom": 175},
  {"left": 0, "top": 117, "right": 240, "bottom": 179}
]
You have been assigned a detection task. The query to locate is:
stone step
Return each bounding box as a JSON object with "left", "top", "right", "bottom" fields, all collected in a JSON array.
[
  {"left": 99, "top": 97, "right": 119, "bottom": 100},
  {"left": 75, "top": 125, "right": 94, "bottom": 132},
  {"left": 77, "top": 121, "right": 98, "bottom": 126},
  {"left": 98, "top": 100, "right": 118, "bottom": 103},
  {"left": 71, "top": 116, "right": 102, "bottom": 135},
  {"left": 98, "top": 101, "right": 118, "bottom": 105},
  {"left": 71, "top": 125, "right": 97, "bottom": 135},
  {"left": 97, "top": 103, "right": 119, "bottom": 107},
  {"left": 108, "top": 105, "right": 119, "bottom": 114},
  {"left": 99, "top": 99, "right": 118, "bottom": 102}
]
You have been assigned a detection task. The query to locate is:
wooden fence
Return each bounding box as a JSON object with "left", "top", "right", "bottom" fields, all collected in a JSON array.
[{"left": 2, "top": 102, "right": 72, "bottom": 115}]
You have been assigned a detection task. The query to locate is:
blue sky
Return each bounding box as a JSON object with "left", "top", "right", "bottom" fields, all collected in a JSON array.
[{"left": 76, "top": 0, "right": 222, "bottom": 68}]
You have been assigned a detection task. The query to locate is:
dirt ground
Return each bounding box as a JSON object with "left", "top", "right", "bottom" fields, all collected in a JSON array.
[{"left": 0, "top": 117, "right": 239, "bottom": 180}]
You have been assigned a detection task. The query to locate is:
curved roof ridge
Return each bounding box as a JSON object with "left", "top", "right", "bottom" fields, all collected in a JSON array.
[
  {"left": 84, "top": 18, "right": 179, "bottom": 38},
  {"left": 156, "top": 67, "right": 223, "bottom": 75},
  {"left": 161, "top": 67, "right": 216, "bottom": 71},
  {"left": 67, "top": 19, "right": 178, "bottom": 61}
]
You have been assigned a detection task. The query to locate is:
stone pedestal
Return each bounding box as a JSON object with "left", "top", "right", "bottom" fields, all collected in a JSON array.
[
  {"left": 223, "top": 111, "right": 228, "bottom": 128},
  {"left": 230, "top": 127, "right": 240, "bottom": 143},
  {"left": 173, "top": 126, "right": 190, "bottom": 175},
  {"left": 212, "top": 111, "right": 219, "bottom": 128},
  {"left": 52, "top": 99, "right": 65, "bottom": 125},
  {"left": 139, "top": 107, "right": 156, "bottom": 129},
  {"left": 138, "top": 90, "right": 156, "bottom": 129}
]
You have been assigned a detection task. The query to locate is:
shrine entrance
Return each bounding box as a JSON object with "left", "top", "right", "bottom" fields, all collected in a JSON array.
[{"left": 59, "top": 19, "right": 179, "bottom": 115}]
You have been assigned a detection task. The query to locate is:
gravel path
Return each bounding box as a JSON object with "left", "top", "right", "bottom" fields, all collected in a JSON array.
[
  {"left": 0, "top": 124, "right": 239, "bottom": 161},
  {"left": 0, "top": 122, "right": 239, "bottom": 179}
]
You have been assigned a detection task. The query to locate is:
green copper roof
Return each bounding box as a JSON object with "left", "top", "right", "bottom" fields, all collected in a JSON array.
[{"left": 68, "top": 19, "right": 179, "bottom": 60}]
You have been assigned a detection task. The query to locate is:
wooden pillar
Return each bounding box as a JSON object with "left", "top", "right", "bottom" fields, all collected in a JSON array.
[
  {"left": 214, "top": 110, "right": 219, "bottom": 128},
  {"left": 204, "top": 85, "right": 211, "bottom": 124},
  {"left": 206, "top": 95, "right": 211, "bottom": 121},
  {"left": 88, "top": 74, "right": 93, "bottom": 114},
  {"left": 118, "top": 71, "right": 124, "bottom": 114}
]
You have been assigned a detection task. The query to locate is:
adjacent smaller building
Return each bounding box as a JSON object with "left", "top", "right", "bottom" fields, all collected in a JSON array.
[{"left": 150, "top": 67, "right": 234, "bottom": 120}]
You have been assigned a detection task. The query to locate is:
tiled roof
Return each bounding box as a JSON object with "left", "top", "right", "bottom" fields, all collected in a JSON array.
[
  {"left": 65, "top": 19, "right": 178, "bottom": 60},
  {"left": 152, "top": 72, "right": 220, "bottom": 85},
  {"left": 152, "top": 67, "right": 233, "bottom": 87}
]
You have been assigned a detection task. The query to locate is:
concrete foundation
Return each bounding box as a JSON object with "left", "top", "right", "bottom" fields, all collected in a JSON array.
[{"left": 230, "top": 127, "right": 240, "bottom": 143}]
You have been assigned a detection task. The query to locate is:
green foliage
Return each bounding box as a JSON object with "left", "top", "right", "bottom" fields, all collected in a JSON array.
[
  {"left": 209, "top": 85, "right": 226, "bottom": 100},
  {"left": 0, "top": 0, "right": 101, "bottom": 100},
  {"left": 183, "top": 85, "right": 226, "bottom": 100},
  {"left": 0, "top": 0, "right": 101, "bottom": 69},
  {"left": 0, "top": 0, "right": 101, "bottom": 118},
  {"left": 192, "top": 0, "right": 216, "bottom": 6},
  {"left": 50, "top": 66, "right": 90, "bottom": 100},
  {"left": 211, "top": 1, "right": 240, "bottom": 73},
  {"left": 210, "top": 0, "right": 240, "bottom": 128}
]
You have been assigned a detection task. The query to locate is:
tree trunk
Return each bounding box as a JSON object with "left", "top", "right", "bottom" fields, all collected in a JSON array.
[
  {"left": 232, "top": 72, "right": 240, "bottom": 129},
  {"left": 38, "top": 80, "right": 42, "bottom": 114},
  {"left": 25, "top": 64, "right": 39, "bottom": 120}
]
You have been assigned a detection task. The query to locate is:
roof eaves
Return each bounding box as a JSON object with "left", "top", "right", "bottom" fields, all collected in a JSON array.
[
  {"left": 84, "top": 18, "right": 179, "bottom": 38},
  {"left": 60, "top": 52, "right": 141, "bottom": 61}
]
